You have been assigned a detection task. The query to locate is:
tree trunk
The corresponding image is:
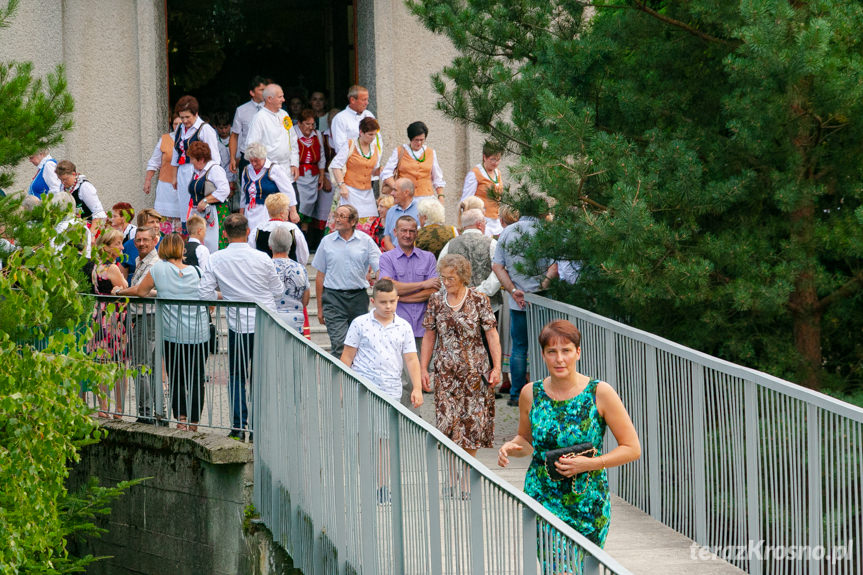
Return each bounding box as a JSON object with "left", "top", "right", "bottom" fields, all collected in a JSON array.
[{"left": 789, "top": 202, "right": 822, "bottom": 390}]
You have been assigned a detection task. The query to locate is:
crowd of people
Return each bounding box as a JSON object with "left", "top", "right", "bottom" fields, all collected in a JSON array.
[{"left": 9, "top": 76, "right": 639, "bottom": 550}]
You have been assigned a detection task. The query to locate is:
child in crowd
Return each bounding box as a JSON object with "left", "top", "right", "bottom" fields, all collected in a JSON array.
[
  {"left": 340, "top": 279, "right": 423, "bottom": 409},
  {"left": 183, "top": 214, "right": 210, "bottom": 269}
]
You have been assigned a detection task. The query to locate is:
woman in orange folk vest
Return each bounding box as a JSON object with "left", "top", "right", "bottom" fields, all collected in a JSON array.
[
  {"left": 381, "top": 121, "right": 446, "bottom": 203},
  {"left": 460, "top": 140, "right": 504, "bottom": 237},
  {"left": 329, "top": 116, "right": 381, "bottom": 236},
  {"left": 143, "top": 114, "right": 183, "bottom": 234}
]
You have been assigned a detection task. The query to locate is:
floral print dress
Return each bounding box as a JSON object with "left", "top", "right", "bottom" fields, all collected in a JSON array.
[
  {"left": 524, "top": 378, "right": 611, "bottom": 559},
  {"left": 422, "top": 288, "right": 497, "bottom": 449}
]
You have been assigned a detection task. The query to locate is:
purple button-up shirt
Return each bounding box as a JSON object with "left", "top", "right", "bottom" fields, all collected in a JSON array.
[{"left": 379, "top": 244, "right": 438, "bottom": 337}]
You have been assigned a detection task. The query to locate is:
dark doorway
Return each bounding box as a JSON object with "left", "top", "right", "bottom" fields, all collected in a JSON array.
[{"left": 166, "top": 0, "right": 356, "bottom": 121}]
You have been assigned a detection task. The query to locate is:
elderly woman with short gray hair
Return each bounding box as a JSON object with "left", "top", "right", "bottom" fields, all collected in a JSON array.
[
  {"left": 269, "top": 225, "right": 309, "bottom": 332},
  {"left": 421, "top": 253, "right": 501, "bottom": 465},
  {"left": 415, "top": 197, "right": 456, "bottom": 258},
  {"left": 241, "top": 142, "right": 299, "bottom": 240}
]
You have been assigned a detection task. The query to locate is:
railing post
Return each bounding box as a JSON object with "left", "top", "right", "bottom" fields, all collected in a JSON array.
[
  {"left": 469, "top": 467, "right": 484, "bottom": 574},
  {"left": 356, "top": 386, "right": 378, "bottom": 573},
  {"left": 806, "top": 404, "right": 822, "bottom": 575},
  {"left": 604, "top": 329, "right": 619, "bottom": 491},
  {"left": 153, "top": 299, "right": 164, "bottom": 420},
  {"left": 425, "top": 434, "right": 443, "bottom": 575},
  {"left": 645, "top": 344, "right": 662, "bottom": 520},
  {"left": 691, "top": 362, "right": 707, "bottom": 546},
  {"left": 389, "top": 407, "right": 405, "bottom": 575},
  {"left": 522, "top": 508, "right": 537, "bottom": 575},
  {"left": 744, "top": 380, "right": 762, "bottom": 575}
]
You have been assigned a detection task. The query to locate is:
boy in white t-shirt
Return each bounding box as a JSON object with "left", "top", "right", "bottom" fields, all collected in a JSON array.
[{"left": 341, "top": 279, "right": 423, "bottom": 409}]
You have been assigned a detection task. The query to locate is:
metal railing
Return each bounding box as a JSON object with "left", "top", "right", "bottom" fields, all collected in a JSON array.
[
  {"left": 524, "top": 293, "right": 863, "bottom": 575},
  {"left": 81, "top": 295, "right": 256, "bottom": 435},
  {"left": 252, "top": 308, "right": 633, "bottom": 575}
]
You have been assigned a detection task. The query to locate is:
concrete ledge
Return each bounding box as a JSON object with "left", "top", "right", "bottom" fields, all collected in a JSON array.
[{"left": 98, "top": 420, "right": 253, "bottom": 465}]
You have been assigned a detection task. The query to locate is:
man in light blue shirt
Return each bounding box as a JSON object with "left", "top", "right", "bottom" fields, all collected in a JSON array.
[
  {"left": 381, "top": 178, "right": 420, "bottom": 251},
  {"left": 493, "top": 210, "right": 558, "bottom": 406},
  {"left": 313, "top": 204, "right": 381, "bottom": 356}
]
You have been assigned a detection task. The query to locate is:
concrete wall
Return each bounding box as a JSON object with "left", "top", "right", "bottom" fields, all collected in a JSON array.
[
  {"left": 358, "top": 0, "right": 488, "bottom": 223},
  {"left": 68, "top": 421, "right": 298, "bottom": 575},
  {"left": 1, "top": 0, "right": 168, "bottom": 210}
]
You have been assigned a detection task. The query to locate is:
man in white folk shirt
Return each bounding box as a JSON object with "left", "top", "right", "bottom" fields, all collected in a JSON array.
[
  {"left": 198, "top": 213, "right": 283, "bottom": 441},
  {"left": 229, "top": 75, "right": 268, "bottom": 177},
  {"left": 329, "top": 84, "right": 381, "bottom": 156},
  {"left": 245, "top": 83, "right": 299, "bottom": 183}
]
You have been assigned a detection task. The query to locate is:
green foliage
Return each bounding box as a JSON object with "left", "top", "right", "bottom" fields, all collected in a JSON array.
[
  {"left": 0, "top": 5, "right": 130, "bottom": 571},
  {"left": 0, "top": 0, "right": 74, "bottom": 191},
  {"left": 410, "top": 0, "right": 863, "bottom": 391}
]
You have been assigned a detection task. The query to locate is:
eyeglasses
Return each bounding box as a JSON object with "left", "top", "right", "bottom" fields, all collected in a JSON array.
[{"left": 334, "top": 213, "right": 351, "bottom": 220}]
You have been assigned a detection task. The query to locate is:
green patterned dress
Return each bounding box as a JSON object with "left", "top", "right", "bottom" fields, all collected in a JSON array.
[{"left": 524, "top": 378, "right": 611, "bottom": 556}]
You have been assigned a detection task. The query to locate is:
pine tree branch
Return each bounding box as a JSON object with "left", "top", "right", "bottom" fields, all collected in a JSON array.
[
  {"left": 816, "top": 271, "right": 863, "bottom": 313},
  {"left": 580, "top": 1, "right": 740, "bottom": 48}
]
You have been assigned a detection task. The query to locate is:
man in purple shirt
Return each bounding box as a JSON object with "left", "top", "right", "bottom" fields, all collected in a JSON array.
[{"left": 378, "top": 215, "right": 440, "bottom": 411}]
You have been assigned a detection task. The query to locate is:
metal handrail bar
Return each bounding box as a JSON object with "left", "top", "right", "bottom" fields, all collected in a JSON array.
[
  {"left": 523, "top": 292, "right": 863, "bottom": 575},
  {"left": 253, "top": 305, "right": 635, "bottom": 575},
  {"left": 524, "top": 293, "right": 863, "bottom": 421}
]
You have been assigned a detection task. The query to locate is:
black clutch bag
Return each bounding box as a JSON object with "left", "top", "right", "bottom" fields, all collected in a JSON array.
[{"left": 544, "top": 442, "right": 597, "bottom": 481}]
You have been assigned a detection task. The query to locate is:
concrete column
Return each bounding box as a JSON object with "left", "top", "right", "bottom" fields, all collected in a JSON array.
[
  {"left": 4, "top": 0, "right": 167, "bottom": 212},
  {"left": 357, "top": 0, "right": 479, "bottom": 224}
]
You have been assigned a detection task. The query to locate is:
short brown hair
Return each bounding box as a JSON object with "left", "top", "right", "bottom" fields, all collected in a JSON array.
[
  {"left": 137, "top": 208, "right": 163, "bottom": 228},
  {"left": 223, "top": 213, "right": 249, "bottom": 239},
  {"left": 55, "top": 160, "right": 77, "bottom": 177},
  {"left": 538, "top": 320, "right": 581, "bottom": 350},
  {"left": 300, "top": 109, "right": 316, "bottom": 123},
  {"left": 174, "top": 95, "right": 199, "bottom": 116},
  {"left": 187, "top": 141, "right": 211, "bottom": 162},
  {"left": 359, "top": 117, "right": 379, "bottom": 133},
  {"left": 158, "top": 232, "right": 185, "bottom": 260}
]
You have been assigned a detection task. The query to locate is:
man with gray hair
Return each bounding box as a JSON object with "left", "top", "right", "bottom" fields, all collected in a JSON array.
[
  {"left": 123, "top": 226, "right": 164, "bottom": 424},
  {"left": 245, "top": 83, "right": 299, "bottom": 181},
  {"left": 440, "top": 208, "right": 501, "bottom": 309},
  {"left": 329, "top": 84, "right": 379, "bottom": 155},
  {"left": 382, "top": 177, "right": 419, "bottom": 251}
]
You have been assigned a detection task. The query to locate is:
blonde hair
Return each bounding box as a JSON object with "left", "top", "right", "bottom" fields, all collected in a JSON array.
[
  {"left": 498, "top": 204, "right": 520, "bottom": 227},
  {"left": 265, "top": 193, "right": 291, "bottom": 218},
  {"left": 186, "top": 214, "right": 206, "bottom": 236},
  {"left": 95, "top": 227, "right": 123, "bottom": 261},
  {"left": 377, "top": 194, "right": 395, "bottom": 210},
  {"left": 418, "top": 198, "right": 445, "bottom": 225},
  {"left": 458, "top": 196, "right": 485, "bottom": 229}
]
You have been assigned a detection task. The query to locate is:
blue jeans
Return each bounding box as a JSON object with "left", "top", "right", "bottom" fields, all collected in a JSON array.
[
  {"left": 509, "top": 309, "right": 528, "bottom": 401},
  {"left": 228, "top": 330, "right": 254, "bottom": 431}
]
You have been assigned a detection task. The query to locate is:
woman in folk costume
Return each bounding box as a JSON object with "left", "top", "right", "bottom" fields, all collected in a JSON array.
[
  {"left": 460, "top": 140, "right": 505, "bottom": 237},
  {"left": 293, "top": 109, "right": 330, "bottom": 252},
  {"left": 240, "top": 142, "right": 299, "bottom": 240},
  {"left": 187, "top": 141, "right": 230, "bottom": 252},
  {"left": 328, "top": 116, "right": 381, "bottom": 235},
  {"left": 144, "top": 114, "right": 183, "bottom": 234},
  {"left": 381, "top": 121, "right": 446, "bottom": 203},
  {"left": 171, "top": 95, "right": 220, "bottom": 233}
]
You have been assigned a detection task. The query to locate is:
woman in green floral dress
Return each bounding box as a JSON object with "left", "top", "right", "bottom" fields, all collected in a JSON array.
[{"left": 498, "top": 320, "right": 641, "bottom": 568}]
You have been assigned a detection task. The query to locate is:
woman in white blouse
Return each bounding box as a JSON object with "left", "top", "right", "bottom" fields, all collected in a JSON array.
[
  {"left": 240, "top": 142, "right": 299, "bottom": 239},
  {"left": 380, "top": 121, "right": 446, "bottom": 202},
  {"left": 187, "top": 141, "right": 230, "bottom": 252},
  {"left": 328, "top": 116, "right": 381, "bottom": 234}
]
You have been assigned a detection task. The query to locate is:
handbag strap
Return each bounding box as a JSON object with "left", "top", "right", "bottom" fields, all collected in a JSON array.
[{"left": 545, "top": 447, "right": 598, "bottom": 495}]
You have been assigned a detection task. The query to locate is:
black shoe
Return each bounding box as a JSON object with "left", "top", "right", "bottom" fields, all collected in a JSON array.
[
  {"left": 136, "top": 416, "right": 154, "bottom": 424},
  {"left": 507, "top": 398, "right": 519, "bottom": 407},
  {"left": 227, "top": 430, "right": 245, "bottom": 441},
  {"left": 495, "top": 392, "right": 503, "bottom": 399},
  {"left": 156, "top": 418, "right": 169, "bottom": 427}
]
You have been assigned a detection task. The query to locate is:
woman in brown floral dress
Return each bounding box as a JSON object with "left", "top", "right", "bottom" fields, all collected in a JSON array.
[{"left": 421, "top": 254, "right": 502, "bottom": 456}]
